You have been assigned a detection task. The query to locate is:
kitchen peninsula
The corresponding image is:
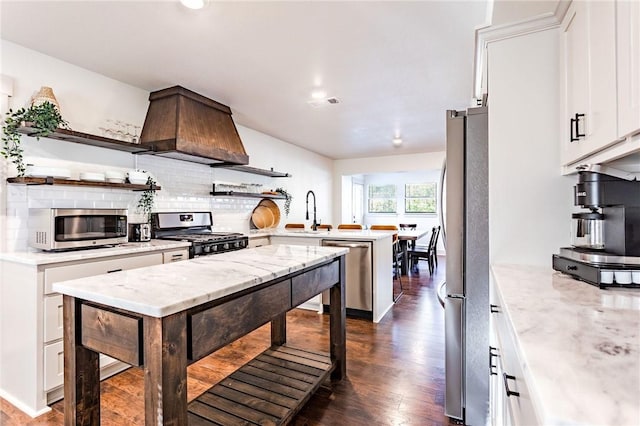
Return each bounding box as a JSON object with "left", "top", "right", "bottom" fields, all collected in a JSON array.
[
  {"left": 53, "top": 244, "right": 347, "bottom": 425},
  {"left": 252, "top": 228, "right": 396, "bottom": 322}
]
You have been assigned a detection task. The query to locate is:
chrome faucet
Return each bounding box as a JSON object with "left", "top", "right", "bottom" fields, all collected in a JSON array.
[{"left": 306, "top": 190, "right": 318, "bottom": 231}]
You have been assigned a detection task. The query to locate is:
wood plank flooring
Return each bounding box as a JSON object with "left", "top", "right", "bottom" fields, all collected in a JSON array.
[{"left": 0, "top": 257, "right": 447, "bottom": 426}]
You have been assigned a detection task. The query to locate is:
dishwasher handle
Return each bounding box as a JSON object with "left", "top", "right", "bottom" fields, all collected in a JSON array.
[{"left": 322, "top": 241, "right": 370, "bottom": 249}]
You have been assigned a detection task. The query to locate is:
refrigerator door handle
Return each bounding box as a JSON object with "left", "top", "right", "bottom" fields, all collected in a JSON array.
[{"left": 438, "top": 157, "right": 447, "bottom": 250}]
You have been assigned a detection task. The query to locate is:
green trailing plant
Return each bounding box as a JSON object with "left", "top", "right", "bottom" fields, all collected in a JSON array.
[
  {"left": 137, "top": 175, "right": 157, "bottom": 223},
  {"left": 1, "top": 101, "right": 68, "bottom": 177},
  {"left": 274, "top": 187, "right": 292, "bottom": 216}
]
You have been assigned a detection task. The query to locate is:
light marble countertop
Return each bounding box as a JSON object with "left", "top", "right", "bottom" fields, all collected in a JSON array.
[
  {"left": 250, "top": 228, "right": 395, "bottom": 241},
  {"left": 492, "top": 264, "right": 640, "bottom": 425},
  {"left": 53, "top": 244, "right": 348, "bottom": 318},
  {"left": 0, "top": 240, "right": 192, "bottom": 265}
]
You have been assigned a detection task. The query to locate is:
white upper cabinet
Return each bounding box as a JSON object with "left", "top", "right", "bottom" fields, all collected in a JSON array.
[
  {"left": 617, "top": 0, "right": 640, "bottom": 139},
  {"left": 560, "top": 0, "right": 618, "bottom": 165}
]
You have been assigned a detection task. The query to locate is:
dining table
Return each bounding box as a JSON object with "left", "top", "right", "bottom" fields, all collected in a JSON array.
[{"left": 397, "top": 228, "right": 430, "bottom": 275}]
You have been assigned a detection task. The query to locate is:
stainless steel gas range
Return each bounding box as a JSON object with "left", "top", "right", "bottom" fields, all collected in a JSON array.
[{"left": 151, "top": 212, "right": 248, "bottom": 258}]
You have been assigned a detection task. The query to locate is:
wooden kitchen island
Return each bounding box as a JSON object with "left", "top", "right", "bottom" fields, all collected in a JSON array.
[{"left": 53, "top": 244, "right": 348, "bottom": 425}]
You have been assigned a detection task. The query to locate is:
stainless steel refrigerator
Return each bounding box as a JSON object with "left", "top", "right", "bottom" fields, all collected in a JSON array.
[{"left": 441, "top": 106, "right": 489, "bottom": 425}]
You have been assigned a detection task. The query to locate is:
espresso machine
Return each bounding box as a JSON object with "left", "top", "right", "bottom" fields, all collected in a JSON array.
[{"left": 553, "top": 169, "right": 640, "bottom": 288}]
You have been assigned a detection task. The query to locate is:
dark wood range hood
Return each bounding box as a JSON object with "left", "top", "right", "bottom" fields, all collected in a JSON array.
[{"left": 138, "top": 86, "right": 249, "bottom": 166}]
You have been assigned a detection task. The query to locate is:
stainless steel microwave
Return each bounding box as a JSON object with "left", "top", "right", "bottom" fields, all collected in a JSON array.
[{"left": 28, "top": 208, "right": 128, "bottom": 251}]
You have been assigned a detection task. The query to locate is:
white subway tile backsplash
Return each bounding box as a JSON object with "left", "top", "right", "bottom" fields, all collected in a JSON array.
[{"left": 3, "top": 152, "right": 275, "bottom": 251}]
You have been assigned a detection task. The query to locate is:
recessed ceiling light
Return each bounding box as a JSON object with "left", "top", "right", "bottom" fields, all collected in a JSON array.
[
  {"left": 311, "top": 89, "right": 327, "bottom": 100},
  {"left": 392, "top": 137, "right": 403, "bottom": 146},
  {"left": 181, "top": 0, "right": 207, "bottom": 10}
]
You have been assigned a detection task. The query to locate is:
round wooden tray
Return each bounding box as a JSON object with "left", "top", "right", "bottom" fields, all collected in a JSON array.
[{"left": 251, "top": 198, "right": 281, "bottom": 229}]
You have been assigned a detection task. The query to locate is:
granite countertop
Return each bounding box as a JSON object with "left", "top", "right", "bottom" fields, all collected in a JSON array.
[
  {"left": 53, "top": 244, "right": 348, "bottom": 318},
  {"left": 250, "top": 228, "right": 394, "bottom": 241},
  {"left": 491, "top": 264, "right": 640, "bottom": 425},
  {"left": 0, "top": 240, "right": 192, "bottom": 265}
]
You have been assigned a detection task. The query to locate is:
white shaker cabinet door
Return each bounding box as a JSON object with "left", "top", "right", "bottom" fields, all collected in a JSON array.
[
  {"left": 560, "top": 0, "right": 618, "bottom": 165},
  {"left": 43, "top": 294, "right": 63, "bottom": 342},
  {"left": 617, "top": 0, "right": 640, "bottom": 138}
]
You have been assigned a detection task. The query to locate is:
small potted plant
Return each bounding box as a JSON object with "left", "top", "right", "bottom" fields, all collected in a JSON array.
[
  {"left": 1, "top": 101, "right": 68, "bottom": 177},
  {"left": 274, "top": 187, "right": 292, "bottom": 216},
  {"left": 136, "top": 175, "right": 157, "bottom": 223}
]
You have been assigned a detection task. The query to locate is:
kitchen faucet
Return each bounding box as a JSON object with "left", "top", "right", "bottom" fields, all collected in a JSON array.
[{"left": 306, "top": 190, "right": 317, "bottom": 231}]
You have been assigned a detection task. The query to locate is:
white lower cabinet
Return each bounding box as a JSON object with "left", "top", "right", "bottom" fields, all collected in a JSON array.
[
  {"left": 0, "top": 247, "right": 187, "bottom": 416},
  {"left": 490, "top": 278, "right": 540, "bottom": 425}
]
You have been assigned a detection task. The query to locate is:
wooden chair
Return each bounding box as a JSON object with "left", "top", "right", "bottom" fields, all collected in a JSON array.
[
  {"left": 317, "top": 224, "right": 333, "bottom": 231},
  {"left": 399, "top": 223, "right": 418, "bottom": 250},
  {"left": 284, "top": 223, "right": 305, "bottom": 229},
  {"left": 370, "top": 225, "right": 404, "bottom": 301},
  {"left": 337, "top": 224, "right": 363, "bottom": 230},
  {"left": 410, "top": 226, "right": 440, "bottom": 274}
]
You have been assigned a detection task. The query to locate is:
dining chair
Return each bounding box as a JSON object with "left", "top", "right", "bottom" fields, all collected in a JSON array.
[
  {"left": 399, "top": 223, "right": 418, "bottom": 250},
  {"left": 410, "top": 226, "right": 440, "bottom": 274},
  {"left": 370, "top": 225, "right": 404, "bottom": 301},
  {"left": 337, "top": 224, "right": 363, "bottom": 230},
  {"left": 399, "top": 223, "right": 417, "bottom": 230},
  {"left": 284, "top": 223, "right": 305, "bottom": 229},
  {"left": 317, "top": 224, "right": 333, "bottom": 230}
]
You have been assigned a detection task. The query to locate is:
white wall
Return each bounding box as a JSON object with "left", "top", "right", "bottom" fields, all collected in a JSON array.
[
  {"left": 487, "top": 28, "right": 574, "bottom": 266},
  {"left": 0, "top": 40, "right": 332, "bottom": 251}
]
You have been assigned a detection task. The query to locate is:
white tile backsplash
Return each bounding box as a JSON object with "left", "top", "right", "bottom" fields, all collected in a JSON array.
[{"left": 5, "top": 153, "right": 261, "bottom": 251}]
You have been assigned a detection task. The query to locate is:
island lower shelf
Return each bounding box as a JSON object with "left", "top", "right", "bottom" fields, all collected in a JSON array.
[{"left": 188, "top": 345, "right": 333, "bottom": 425}]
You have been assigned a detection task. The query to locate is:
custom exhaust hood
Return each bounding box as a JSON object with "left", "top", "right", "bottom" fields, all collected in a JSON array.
[{"left": 138, "top": 86, "right": 249, "bottom": 166}]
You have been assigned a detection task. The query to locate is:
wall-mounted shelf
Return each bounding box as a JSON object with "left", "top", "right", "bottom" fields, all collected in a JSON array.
[
  {"left": 7, "top": 177, "right": 161, "bottom": 191},
  {"left": 210, "top": 191, "right": 285, "bottom": 199},
  {"left": 18, "top": 125, "right": 148, "bottom": 153},
  {"left": 209, "top": 183, "right": 285, "bottom": 199},
  {"left": 210, "top": 164, "right": 291, "bottom": 177}
]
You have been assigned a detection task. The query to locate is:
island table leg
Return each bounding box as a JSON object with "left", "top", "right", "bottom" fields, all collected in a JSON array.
[
  {"left": 329, "top": 255, "right": 347, "bottom": 381},
  {"left": 271, "top": 313, "right": 287, "bottom": 346},
  {"left": 143, "top": 312, "right": 188, "bottom": 426},
  {"left": 63, "top": 295, "right": 100, "bottom": 426}
]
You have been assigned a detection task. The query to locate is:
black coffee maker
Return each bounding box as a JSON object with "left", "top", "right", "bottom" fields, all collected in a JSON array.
[
  {"left": 553, "top": 170, "right": 640, "bottom": 288},
  {"left": 574, "top": 171, "right": 640, "bottom": 256}
]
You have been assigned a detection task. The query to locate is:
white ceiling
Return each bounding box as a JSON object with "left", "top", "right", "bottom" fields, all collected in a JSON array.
[{"left": 1, "top": 1, "right": 492, "bottom": 160}]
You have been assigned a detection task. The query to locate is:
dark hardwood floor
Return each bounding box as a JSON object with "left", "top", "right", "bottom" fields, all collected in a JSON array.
[{"left": 0, "top": 257, "right": 447, "bottom": 426}]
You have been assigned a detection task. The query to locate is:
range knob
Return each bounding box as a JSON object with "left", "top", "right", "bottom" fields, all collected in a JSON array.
[
  {"left": 223, "top": 243, "right": 230, "bottom": 250},
  {"left": 203, "top": 245, "right": 211, "bottom": 253}
]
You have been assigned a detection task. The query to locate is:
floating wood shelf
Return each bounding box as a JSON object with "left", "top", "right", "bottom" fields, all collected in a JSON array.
[
  {"left": 18, "top": 124, "right": 148, "bottom": 153},
  {"left": 7, "top": 177, "right": 161, "bottom": 191},
  {"left": 187, "top": 345, "right": 333, "bottom": 425},
  {"left": 211, "top": 164, "right": 291, "bottom": 178},
  {"left": 210, "top": 191, "right": 285, "bottom": 199}
]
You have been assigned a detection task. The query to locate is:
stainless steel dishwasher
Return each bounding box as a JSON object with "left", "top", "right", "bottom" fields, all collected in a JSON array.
[{"left": 321, "top": 240, "right": 373, "bottom": 318}]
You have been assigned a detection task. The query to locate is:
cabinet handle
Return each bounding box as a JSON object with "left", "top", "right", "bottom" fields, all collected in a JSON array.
[
  {"left": 107, "top": 268, "right": 123, "bottom": 273},
  {"left": 490, "top": 304, "right": 499, "bottom": 313},
  {"left": 570, "top": 113, "right": 585, "bottom": 142},
  {"left": 503, "top": 373, "right": 520, "bottom": 397},
  {"left": 490, "top": 347, "right": 498, "bottom": 376}
]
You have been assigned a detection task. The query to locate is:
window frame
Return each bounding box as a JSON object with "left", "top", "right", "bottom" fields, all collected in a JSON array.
[
  {"left": 404, "top": 182, "right": 437, "bottom": 214},
  {"left": 367, "top": 184, "right": 397, "bottom": 214}
]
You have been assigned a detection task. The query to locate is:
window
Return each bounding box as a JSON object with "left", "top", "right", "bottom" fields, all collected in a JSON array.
[
  {"left": 405, "top": 183, "right": 436, "bottom": 213},
  {"left": 368, "top": 184, "right": 396, "bottom": 213}
]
